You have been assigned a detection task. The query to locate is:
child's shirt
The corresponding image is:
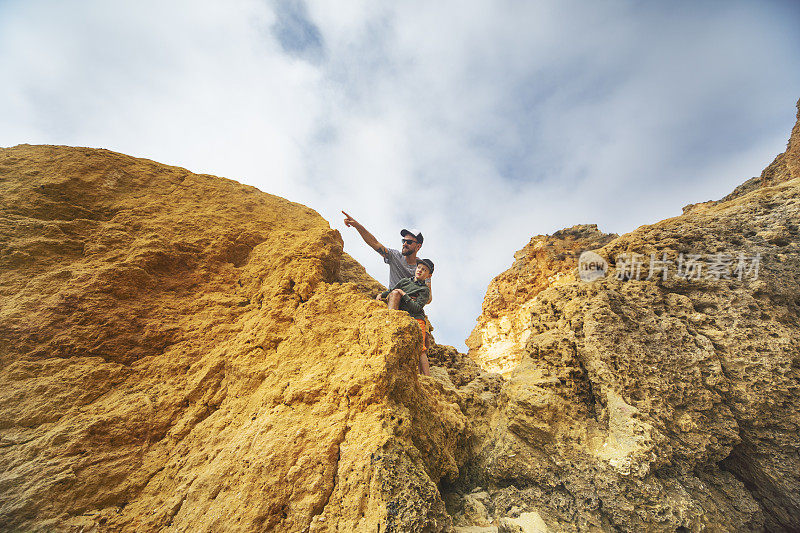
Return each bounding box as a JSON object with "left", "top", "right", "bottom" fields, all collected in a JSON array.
[{"left": 379, "top": 277, "right": 431, "bottom": 319}]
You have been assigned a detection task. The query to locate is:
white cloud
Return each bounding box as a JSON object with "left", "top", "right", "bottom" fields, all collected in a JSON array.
[{"left": 1, "top": 0, "right": 798, "bottom": 351}]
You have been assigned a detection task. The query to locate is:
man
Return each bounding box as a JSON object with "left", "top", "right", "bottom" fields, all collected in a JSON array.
[
  {"left": 376, "top": 259, "right": 434, "bottom": 375},
  {"left": 341, "top": 211, "right": 432, "bottom": 302}
]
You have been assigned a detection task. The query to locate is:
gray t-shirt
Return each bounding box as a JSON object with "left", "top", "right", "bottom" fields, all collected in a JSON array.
[{"left": 383, "top": 248, "right": 431, "bottom": 290}]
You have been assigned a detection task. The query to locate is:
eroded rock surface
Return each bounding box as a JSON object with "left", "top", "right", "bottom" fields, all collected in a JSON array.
[
  {"left": 0, "top": 145, "right": 467, "bottom": 532},
  {"left": 467, "top": 225, "right": 616, "bottom": 375},
  {"left": 460, "top": 100, "right": 800, "bottom": 531}
]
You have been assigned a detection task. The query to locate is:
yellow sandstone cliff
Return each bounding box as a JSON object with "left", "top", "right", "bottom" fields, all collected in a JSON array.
[
  {"left": 464, "top": 100, "right": 800, "bottom": 532},
  {"left": 0, "top": 146, "right": 468, "bottom": 531},
  {"left": 1, "top": 99, "right": 799, "bottom": 533}
]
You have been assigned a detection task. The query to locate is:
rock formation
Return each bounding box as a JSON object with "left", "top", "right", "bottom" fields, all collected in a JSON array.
[
  {"left": 464, "top": 99, "right": 800, "bottom": 531},
  {"left": 0, "top": 146, "right": 468, "bottom": 531},
  {"left": 1, "top": 98, "right": 799, "bottom": 532},
  {"left": 465, "top": 225, "right": 617, "bottom": 376}
]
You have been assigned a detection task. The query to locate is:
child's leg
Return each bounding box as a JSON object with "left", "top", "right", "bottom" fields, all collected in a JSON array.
[
  {"left": 415, "top": 319, "right": 431, "bottom": 376},
  {"left": 387, "top": 289, "right": 403, "bottom": 310},
  {"left": 424, "top": 317, "right": 433, "bottom": 350},
  {"left": 419, "top": 352, "right": 430, "bottom": 376}
]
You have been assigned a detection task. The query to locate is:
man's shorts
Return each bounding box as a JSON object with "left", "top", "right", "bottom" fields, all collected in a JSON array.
[{"left": 415, "top": 319, "right": 427, "bottom": 351}]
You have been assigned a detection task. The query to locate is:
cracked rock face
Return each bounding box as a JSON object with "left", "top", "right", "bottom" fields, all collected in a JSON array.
[
  {"left": 0, "top": 145, "right": 467, "bottom": 532},
  {"left": 460, "top": 100, "right": 800, "bottom": 531},
  {"left": 467, "top": 224, "right": 617, "bottom": 376}
]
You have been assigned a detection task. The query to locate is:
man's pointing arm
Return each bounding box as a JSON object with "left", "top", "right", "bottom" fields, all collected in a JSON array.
[{"left": 342, "top": 211, "right": 389, "bottom": 257}]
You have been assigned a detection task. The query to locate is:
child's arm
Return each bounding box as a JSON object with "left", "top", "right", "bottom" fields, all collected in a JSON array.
[
  {"left": 378, "top": 280, "right": 401, "bottom": 300},
  {"left": 400, "top": 286, "right": 430, "bottom": 315}
]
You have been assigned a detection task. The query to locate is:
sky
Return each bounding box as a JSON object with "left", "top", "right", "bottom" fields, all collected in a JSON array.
[{"left": 1, "top": 0, "right": 799, "bottom": 351}]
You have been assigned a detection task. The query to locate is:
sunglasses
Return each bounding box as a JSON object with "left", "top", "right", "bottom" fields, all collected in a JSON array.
[{"left": 402, "top": 239, "right": 418, "bottom": 245}]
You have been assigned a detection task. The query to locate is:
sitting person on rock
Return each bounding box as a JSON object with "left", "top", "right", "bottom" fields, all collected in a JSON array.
[
  {"left": 341, "top": 211, "right": 432, "bottom": 303},
  {"left": 376, "top": 258, "right": 434, "bottom": 376}
]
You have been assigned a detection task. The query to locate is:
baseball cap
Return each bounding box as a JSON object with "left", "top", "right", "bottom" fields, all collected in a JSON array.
[
  {"left": 418, "top": 258, "right": 434, "bottom": 274},
  {"left": 400, "top": 229, "right": 423, "bottom": 244}
]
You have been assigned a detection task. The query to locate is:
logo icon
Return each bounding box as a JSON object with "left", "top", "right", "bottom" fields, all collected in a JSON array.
[{"left": 578, "top": 251, "right": 608, "bottom": 282}]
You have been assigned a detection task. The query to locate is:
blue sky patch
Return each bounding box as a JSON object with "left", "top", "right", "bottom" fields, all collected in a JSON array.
[{"left": 272, "top": 0, "right": 324, "bottom": 61}]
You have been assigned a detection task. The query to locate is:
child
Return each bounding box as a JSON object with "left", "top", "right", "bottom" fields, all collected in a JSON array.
[{"left": 376, "top": 258, "right": 434, "bottom": 375}]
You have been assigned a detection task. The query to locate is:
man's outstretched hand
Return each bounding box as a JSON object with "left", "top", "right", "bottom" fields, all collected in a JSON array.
[
  {"left": 342, "top": 211, "right": 357, "bottom": 228},
  {"left": 342, "top": 210, "right": 386, "bottom": 256}
]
